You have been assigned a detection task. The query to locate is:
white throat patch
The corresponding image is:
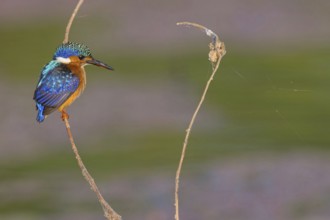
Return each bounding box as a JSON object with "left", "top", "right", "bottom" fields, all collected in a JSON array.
[{"left": 56, "top": 57, "right": 71, "bottom": 64}]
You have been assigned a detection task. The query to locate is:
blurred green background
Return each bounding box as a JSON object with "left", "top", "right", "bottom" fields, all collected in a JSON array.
[{"left": 1, "top": 0, "right": 330, "bottom": 219}]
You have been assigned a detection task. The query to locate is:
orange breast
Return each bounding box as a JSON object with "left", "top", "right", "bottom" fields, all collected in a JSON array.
[{"left": 58, "top": 64, "right": 86, "bottom": 112}]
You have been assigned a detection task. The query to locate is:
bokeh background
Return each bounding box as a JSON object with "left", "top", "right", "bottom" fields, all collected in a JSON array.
[{"left": 1, "top": 0, "right": 330, "bottom": 219}]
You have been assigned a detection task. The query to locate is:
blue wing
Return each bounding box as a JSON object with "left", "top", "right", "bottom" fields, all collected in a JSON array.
[{"left": 33, "top": 61, "right": 79, "bottom": 120}]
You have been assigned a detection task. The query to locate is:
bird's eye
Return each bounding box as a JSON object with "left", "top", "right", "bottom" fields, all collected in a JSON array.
[{"left": 78, "top": 55, "right": 85, "bottom": 60}]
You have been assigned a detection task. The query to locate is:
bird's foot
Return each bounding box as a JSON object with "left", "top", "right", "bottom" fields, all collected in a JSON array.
[{"left": 61, "top": 110, "right": 70, "bottom": 121}]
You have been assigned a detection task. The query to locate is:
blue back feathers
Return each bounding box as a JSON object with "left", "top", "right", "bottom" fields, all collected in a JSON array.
[
  {"left": 53, "top": 42, "right": 92, "bottom": 59},
  {"left": 34, "top": 63, "right": 80, "bottom": 107}
]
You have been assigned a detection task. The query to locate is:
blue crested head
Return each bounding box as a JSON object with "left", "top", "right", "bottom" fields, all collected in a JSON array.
[{"left": 53, "top": 42, "right": 92, "bottom": 59}]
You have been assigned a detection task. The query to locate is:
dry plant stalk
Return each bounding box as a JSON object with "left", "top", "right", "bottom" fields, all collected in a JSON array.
[
  {"left": 63, "top": 118, "right": 121, "bottom": 220},
  {"left": 174, "top": 22, "right": 226, "bottom": 220},
  {"left": 63, "top": 0, "right": 84, "bottom": 44},
  {"left": 62, "top": 1, "right": 121, "bottom": 219}
]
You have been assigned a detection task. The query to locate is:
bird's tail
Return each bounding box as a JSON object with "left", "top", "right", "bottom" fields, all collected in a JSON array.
[{"left": 36, "top": 103, "right": 45, "bottom": 123}]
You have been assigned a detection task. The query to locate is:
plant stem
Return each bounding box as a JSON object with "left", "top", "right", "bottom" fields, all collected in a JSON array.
[
  {"left": 63, "top": 117, "right": 122, "bottom": 220},
  {"left": 63, "top": 0, "right": 85, "bottom": 44},
  {"left": 174, "top": 22, "right": 226, "bottom": 220}
]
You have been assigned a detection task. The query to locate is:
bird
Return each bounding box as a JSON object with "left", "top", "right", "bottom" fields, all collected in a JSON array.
[{"left": 33, "top": 42, "right": 113, "bottom": 123}]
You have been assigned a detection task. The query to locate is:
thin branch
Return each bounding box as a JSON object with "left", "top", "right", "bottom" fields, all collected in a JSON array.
[
  {"left": 61, "top": 1, "right": 121, "bottom": 219},
  {"left": 174, "top": 22, "right": 226, "bottom": 220},
  {"left": 63, "top": 117, "right": 122, "bottom": 220},
  {"left": 63, "top": 0, "right": 85, "bottom": 44}
]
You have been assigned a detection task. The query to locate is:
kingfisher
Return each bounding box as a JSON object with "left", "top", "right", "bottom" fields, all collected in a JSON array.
[{"left": 33, "top": 42, "right": 113, "bottom": 123}]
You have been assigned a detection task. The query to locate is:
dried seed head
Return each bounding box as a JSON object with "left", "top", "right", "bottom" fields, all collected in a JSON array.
[{"left": 177, "top": 22, "right": 226, "bottom": 68}]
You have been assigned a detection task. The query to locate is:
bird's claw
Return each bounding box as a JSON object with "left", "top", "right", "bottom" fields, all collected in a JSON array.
[{"left": 61, "top": 111, "right": 70, "bottom": 121}]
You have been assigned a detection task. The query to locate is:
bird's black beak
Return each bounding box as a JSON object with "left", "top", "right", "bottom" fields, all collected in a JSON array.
[{"left": 86, "top": 58, "right": 114, "bottom": 71}]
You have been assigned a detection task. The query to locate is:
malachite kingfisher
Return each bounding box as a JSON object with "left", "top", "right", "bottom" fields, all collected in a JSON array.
[{"left": 33, "top": 42, "right": 113, "bottom": 123}]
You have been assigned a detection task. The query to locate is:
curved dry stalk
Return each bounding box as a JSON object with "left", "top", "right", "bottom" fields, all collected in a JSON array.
[
  {"left": 174, "top": 22, "right": 226, "bottom": 220},
  {"left": 63, "top": 118, "right": 122, "bottom": 220},
  {"left": 63, "top": 0, "right": 85, "bottom": 44},
  {"left": 61, "top": 1, "right": 121, "bottom": 219}
]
